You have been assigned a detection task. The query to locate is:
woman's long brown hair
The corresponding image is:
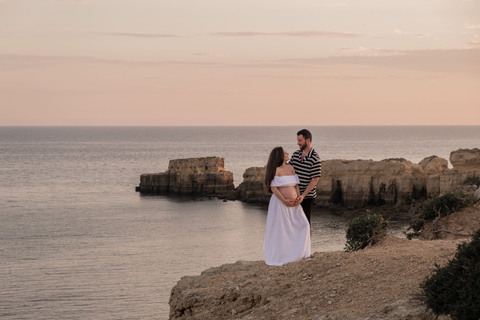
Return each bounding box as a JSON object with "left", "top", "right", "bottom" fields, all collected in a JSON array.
[{"left": 265, "top": 146, "right": 285, "bottom": 194}]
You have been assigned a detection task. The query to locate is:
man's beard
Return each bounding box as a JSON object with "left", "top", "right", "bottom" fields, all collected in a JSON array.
[{"left": 299, "top": 143, "right": 307, "bottom": 151}]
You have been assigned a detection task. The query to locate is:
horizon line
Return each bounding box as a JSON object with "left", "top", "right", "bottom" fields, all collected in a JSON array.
[{"left": 1, "top": 124, "right": 480, "bottom": 127}]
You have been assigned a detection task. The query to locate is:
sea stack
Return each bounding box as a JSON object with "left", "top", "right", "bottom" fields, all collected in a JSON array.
[
  {"left": 235, "top": 166, "right": 270, "bottom": 203},
  {"left": 137, "top": 157, "right": 235, "bottom": 197}
]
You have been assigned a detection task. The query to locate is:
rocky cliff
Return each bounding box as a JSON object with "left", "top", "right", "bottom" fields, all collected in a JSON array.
[
  {"left": 169, "top": 233, "right": 467, "bottom": 320},
  {"left": 440, "top": 148, "right": 480, "bottom": 194},
  {"left": 236, "top": 148, "right": 480, "bottom": 208},
  {"left": 137, "top": 157, "right": 235, "bottom": 197},
  {"left": 137, "top": 149, "right": 480, "bottom": 207},
  {"left": 235, "top": 166, "right": 270, "bottom": 203}
]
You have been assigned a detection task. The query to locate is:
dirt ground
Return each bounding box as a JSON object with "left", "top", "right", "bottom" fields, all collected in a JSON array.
[
  {"left": 169, "top": 205, "right": 480, "bottom": 320},
  {"left": 419, "top": 205, "right": 480, "bottom": 240}
]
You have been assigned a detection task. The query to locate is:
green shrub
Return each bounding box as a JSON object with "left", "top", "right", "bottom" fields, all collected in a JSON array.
[
  {"left": 410, "top": 191, "right": 475, "bottom": 233},
  {"left": 421, "top": 191, "right": 474, "bottom": 221},
  {"left": 345, "top": 211, "right": 388, "bottom": 252},
  {"left": 463, "top": 175, "right": 480, "bottom": 186},
  {"left": 420, "top": 228, "right": 480, "bottom": 320}
]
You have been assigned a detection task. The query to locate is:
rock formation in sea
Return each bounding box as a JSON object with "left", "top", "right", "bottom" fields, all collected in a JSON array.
[
  {"left": 137, "top": 149, "right": 480, "bottom": 207},
  {"left": 136, "top": 157, "right": 235, "bottom": 197},
  {"left": 440, "top": 148, "right": 480, "bottom": 195},
  {"left": 234, "top": 166, "right": 270, "bottom": 203},
  {"left": 235, "top": 148, "right": 480, "bottom": 208}
]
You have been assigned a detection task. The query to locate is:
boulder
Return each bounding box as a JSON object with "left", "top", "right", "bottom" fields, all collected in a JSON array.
[
  {"left": 450, "top": 148, "right": 480, "bottom": 169},
  {"left": 420, "top": 156, "right": 448, "bottom": 197},
  {"left": 419, "top": 156, "right": 448, "bottom": 175},
  {"left": 475, "top": 187, "right": 480, "bottom": 201},
  {"left": 439, "top": 149, "right": 480, "bottom": 194},
  {"left": 318, "top": 158, "right": 426, "bottom": 207},
  {"left": 235, "top": 166, "right": 270, "bottom": 203},
  {"left": 137, "top": 157, "right": 235, "bottom": 197}
]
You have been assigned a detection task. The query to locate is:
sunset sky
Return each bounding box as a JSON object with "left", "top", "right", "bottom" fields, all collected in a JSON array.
[{"left": 1, "top": 0, "right": 479, "bottom": 126}]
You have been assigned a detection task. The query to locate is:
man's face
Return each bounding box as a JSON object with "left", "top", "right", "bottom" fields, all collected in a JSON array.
[{"left": 297, "top": 135, "right": 308, "bottom": 150}]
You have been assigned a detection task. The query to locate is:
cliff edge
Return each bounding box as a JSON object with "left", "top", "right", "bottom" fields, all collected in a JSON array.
[
  {"left": 169, "top": 206, "right": 480, "bottom": 320},
  {"left": 236, "top": 148, "right": 480, "bottom": 207}
]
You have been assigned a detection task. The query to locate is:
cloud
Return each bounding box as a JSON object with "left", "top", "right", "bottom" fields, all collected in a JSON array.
[
  {"left": 97, "top": 30, "right": 364, "bottom": 39},
  {"left": 395, "top": 29, "right": 431, "bottom": 38},
  {"left": 465, "top": 24, "right": 480, "bottom": 29},
  {"left": 469, "top": 40, "right": 480, "bottom": 46},
  {"left": 336, "top": 47, "right": 402, "bottom": 56},
  {"left": 95, "top": 32, "right": 192, "bottom": 39},
  {"left": 313, "top": 3, "right": 348, "bottom": 7},
  {"left": 0, "top": 54, "right": 115, "bottom": 70},
  {"left": 210, "top": 31, "right": 362, "bottom": 38},
  {"left": 245, "top": 73, "right": 440, "bottom": 81},
  {"left": 272, "top": 48, "right": 480, "bottom": 76},
  {"left": 0, "top": 54, "right": 227, "bottom": 71},
  {"left": 415, "top": 33, "right": 432, "bottom": 38},
  {"left": 3, "top": 49, "right": 479, "bottom": 77},
  {"left": 193, "top": 52, "right": 226, "bottom": 57},
  {"left": 49, "top": 0, "right": 98, "bottom": 2}
]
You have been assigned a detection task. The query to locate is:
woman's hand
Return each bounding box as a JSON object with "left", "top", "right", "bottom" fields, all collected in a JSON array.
[
  {"left": 294, "top": 195, "right": 305, "bottom": 206},
  {"left": 283, "top": 199, "right": 295, "bottom": 207}
]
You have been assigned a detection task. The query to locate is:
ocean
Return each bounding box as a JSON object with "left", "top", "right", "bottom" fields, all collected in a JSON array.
[{"left": 1, "top": 126, "right": 479, "bottom": 319}]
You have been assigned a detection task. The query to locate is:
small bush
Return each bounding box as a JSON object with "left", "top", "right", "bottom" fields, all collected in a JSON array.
[
  {"left": 410, "top": 191, "right": 475, "bottom": 233},
  {"left": 345, "top": 211, "right": 388, "bottom": 252},
  {"left": 421, "top": 191, "right": 474, "bottom": 221},
  {"left": 463, "top": 175, "right": 480, "bottom": 187},
  {"left": 420, "top": 228, "right": 480, "bottom": 320}
]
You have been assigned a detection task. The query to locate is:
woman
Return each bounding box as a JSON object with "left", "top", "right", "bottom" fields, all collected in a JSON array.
[{"left": 263, "top": 146, "right": 311, "bottom": 266}]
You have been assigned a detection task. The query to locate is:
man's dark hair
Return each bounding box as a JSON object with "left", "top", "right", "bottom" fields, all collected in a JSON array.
[{"left": 297, "top": 129, "right": 312, "bottom": 142}]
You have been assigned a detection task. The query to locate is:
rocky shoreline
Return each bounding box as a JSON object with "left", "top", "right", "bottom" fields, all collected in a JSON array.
[
  {"left": 168, "top": 205, "right": 480, "bottom": 320},
  {"left": 137, "top": 148, "right": 480, "bottom": 208},
  {"left": 147, "top": 149, "right": 480, "bottom": 319},
  {"left": 168, "top": 235, "right": 460, "bottom": 320}
]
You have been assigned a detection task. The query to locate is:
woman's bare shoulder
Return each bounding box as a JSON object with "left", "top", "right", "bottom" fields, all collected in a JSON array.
[
  {"left": 286, "top": 164, "right": 296, "bottom": 175},
  {"left": 274, "top": 167, "right": 282, "bottom": 176},
  {"left": 275, "top": 166, "right": 288, "bottom": 176}
]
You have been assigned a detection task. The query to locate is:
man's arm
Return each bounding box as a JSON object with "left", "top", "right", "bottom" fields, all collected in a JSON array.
[
  {"left": 294, "top": 177, "right": 319, "bottom": 205},
  {"left": 302, "top": 177, "right": 320, "bottom": 198}
]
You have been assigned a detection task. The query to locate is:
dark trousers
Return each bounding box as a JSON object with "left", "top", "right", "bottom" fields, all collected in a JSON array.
[{"left": 301, "top": 198, "right": 314, "bottom": 225}]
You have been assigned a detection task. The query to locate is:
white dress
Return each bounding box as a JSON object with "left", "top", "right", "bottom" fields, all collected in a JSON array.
[{"left": 263, "top": 174, "right": 311, "bottom": 266}]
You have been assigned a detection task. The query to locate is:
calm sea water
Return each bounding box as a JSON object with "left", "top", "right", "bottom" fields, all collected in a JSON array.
[{"left": 1, "top": 126, "right": 479, "bottom": 319}]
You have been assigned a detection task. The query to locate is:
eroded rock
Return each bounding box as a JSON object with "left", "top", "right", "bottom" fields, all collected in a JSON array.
[
  {"left": 137, "top": 149, "right": 480, "bottom": 207},
  {"left": 169, "top": 235, "right": 461, "bottom": 319},
  {"left": 235, "top": 166, "right": 269, "bottom": 203},
  {"left": 137, "top": 157, "right": 235, "bottom": 197}
]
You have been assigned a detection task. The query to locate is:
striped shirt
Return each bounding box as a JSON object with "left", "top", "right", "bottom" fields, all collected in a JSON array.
[{"left": 288, "top": 148, "right": 322, "bottom": 199}]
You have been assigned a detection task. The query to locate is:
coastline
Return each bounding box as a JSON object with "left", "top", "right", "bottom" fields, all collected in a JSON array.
[
  {"left": 169, "top": 235, "right": 459, "bottom": 320},
  {"left": 168, "top": 205, "right": 480, "bottom": 319},
  {"left": 138, "top": 148, "right": 480, "bottom": 210}
]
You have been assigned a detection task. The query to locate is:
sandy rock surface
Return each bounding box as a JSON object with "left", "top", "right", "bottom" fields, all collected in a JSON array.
[
  {"left": 420, "top": 206, "right": 480, "bottom": 240},
  {"left": 169, "top": 206, "right": 480, "bottom": 319}
]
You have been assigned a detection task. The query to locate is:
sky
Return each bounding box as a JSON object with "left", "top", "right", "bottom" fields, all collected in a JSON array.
[{"left": 1, "top": 0, "right": 479, "bottom": 126}]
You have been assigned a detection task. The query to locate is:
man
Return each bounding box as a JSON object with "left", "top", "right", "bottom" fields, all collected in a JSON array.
[{"left": 289, "top": 129, "right": 322, "bottom": 224}]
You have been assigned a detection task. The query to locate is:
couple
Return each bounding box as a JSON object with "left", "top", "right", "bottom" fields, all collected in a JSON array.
[{"left": 263, "top": 129, "right": 322, "bottom": 266}]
